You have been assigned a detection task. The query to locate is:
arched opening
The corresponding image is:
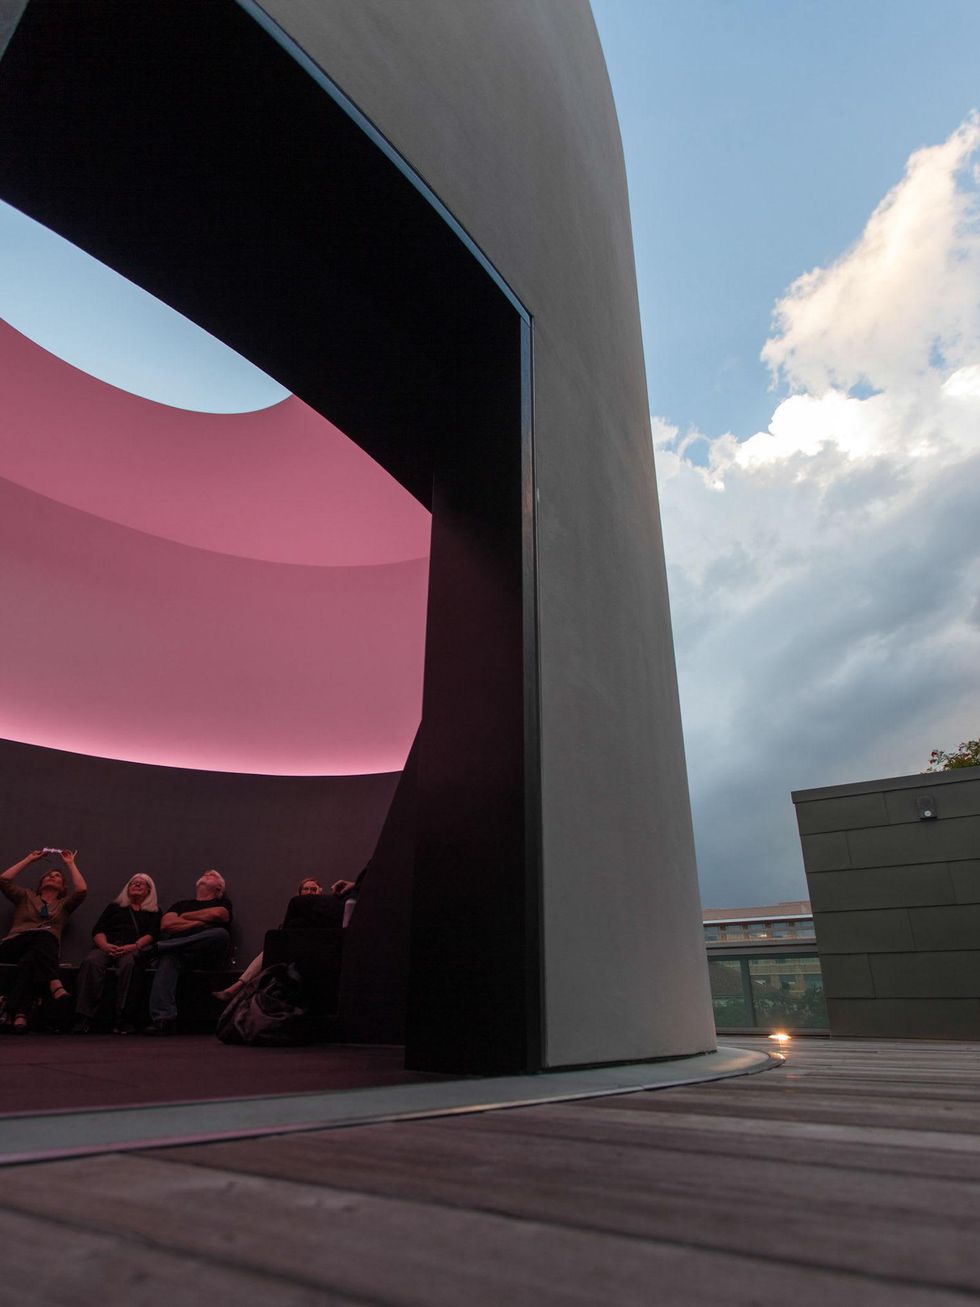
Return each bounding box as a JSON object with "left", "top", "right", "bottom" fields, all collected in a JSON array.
[{"left": 0, "top": 0, "right": 539, "bottom": 1095}]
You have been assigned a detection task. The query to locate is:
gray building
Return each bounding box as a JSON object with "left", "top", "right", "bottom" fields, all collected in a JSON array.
[{"left": 793, "top": 766, "right": 980, "bottom": 1039}]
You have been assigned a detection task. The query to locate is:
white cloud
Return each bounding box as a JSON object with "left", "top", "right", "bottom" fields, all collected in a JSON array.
[
  {"left": 655, "top": 114, "right": 980, "bottom": 908},
  {"left": 761, "top": 112, "right": 980, "bottom": 395}
]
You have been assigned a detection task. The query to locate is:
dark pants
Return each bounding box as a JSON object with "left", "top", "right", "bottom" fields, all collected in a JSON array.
[
  {"left": 0, "top": 930, "right": 60, "bottom": 1016},
  {"left": 149, "top": 928, "right": 228, "bottom": 1024},
  {"left": 75, "top": 947, "right": 149, "bottom": 1021}
]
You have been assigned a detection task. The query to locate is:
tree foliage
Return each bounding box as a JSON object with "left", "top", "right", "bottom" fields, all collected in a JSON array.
[{"left": 925, "top": 739, "right": 980, "bottom": 771}]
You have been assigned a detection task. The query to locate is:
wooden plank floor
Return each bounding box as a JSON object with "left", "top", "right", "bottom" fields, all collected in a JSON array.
[{"left": 3, "top": 1037, "right": 980, "bottom": 1304}]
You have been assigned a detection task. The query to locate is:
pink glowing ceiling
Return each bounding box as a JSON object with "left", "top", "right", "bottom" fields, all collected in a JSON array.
[{"left": 0, "top": 321, "right": 431, "bottom": 775}]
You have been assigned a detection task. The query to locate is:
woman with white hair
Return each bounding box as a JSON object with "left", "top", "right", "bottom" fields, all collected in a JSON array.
[{"left": 72, "top": 873, "right": 161, "bottom": 1034}]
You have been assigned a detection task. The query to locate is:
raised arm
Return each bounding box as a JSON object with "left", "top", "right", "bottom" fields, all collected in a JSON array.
[
  {"left": 0, "top": 850, "right": 43, "bottom": 900},
  {"left": 61, "top": 849, "right": 87, "bottom": 897},
  {"left": 1, "top": 850, "right": 43, "bottom": 881}
]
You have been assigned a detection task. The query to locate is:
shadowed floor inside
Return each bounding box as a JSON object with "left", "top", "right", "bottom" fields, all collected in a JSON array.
[{"left": 0, "top": 1034, "right": 437, "bottom": 1115}]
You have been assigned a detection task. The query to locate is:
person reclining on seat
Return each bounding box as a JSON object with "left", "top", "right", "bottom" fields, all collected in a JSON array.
[
  {"left": 213, "top": 876, "right": 341, "bottom": 1004},
  {"left": 144, "top": 869, "right": 233, "bottom": 1036},
  {"left": 72, "top": 873, "right": 161, "bottom": 1034}
]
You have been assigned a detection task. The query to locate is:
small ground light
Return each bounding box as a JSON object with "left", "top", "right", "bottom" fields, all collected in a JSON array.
[{"left": 768, "top": 1031, "right": 792, "bottom": 1046}]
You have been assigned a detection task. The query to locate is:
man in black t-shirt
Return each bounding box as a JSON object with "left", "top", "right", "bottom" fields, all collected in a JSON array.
[{"left": 145, "top": 869, "right": 233, "bottom": 1035}]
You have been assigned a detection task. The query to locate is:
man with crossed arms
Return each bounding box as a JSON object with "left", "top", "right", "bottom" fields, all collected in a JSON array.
[{"left": 144, "top": 869, "right": 233, "bottom": 1035}]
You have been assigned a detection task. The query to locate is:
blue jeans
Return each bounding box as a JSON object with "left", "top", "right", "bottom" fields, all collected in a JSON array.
[{"left": 148, "top": 928, "right": 229, "bottom": 1023}]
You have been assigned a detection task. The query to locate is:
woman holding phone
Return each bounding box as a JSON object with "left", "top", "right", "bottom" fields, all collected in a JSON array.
[{"left": 0, "top": 848, "right": 87, "bottom": 1032}]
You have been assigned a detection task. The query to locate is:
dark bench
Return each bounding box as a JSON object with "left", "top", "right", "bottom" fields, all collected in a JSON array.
[
  {"left": 0, "top": 921, "right": 344, "bottom": 1032},
  {"left": 0, "top": 960, "right": 240, "bottom": 1031}
]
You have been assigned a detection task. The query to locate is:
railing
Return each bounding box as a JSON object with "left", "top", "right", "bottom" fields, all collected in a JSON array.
[{"left": 708, "top": 950, "right": 828, "bottom": 1032}]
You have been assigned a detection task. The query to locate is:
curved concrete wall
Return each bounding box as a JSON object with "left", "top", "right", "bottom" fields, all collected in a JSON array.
[{"left": 260, "top": 0, "right": 715, "bottom": 1063}]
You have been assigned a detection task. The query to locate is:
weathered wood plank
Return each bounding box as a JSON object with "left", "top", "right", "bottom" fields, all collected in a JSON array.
[
  {"left": 0, "top": 1201, "right": 348, "bottom": 1306},
  {"left": 709, "top": 1077, "right": 980, "bottom": 1101},
  {"left": 0, "top": 1152, "right": 969, "bottom": 1307},
  {"left": 376, "top": 1100, "right": 980, "bottom": 1181},
  {"left": 140, "top": 1115, "right": 980, "bottom": 1293},
  {"left": 572, "top": 1086, "right": 980, "bottom": 1133}
]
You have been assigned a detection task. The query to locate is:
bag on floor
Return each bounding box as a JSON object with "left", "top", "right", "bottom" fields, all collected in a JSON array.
[{"left": 216, "top": 962, "right": 314, "bottom": 1046}]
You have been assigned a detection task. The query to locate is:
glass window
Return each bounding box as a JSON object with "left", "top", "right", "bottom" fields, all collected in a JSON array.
[
  {"left": 748, "top": 955, "right": 827, "bottom": 1028},
  {"left": 704, "top": 925, "right": 721, "bottom": 941},
  {"left": 708, "top": 958, "right": 750, "bottom": 1027}
]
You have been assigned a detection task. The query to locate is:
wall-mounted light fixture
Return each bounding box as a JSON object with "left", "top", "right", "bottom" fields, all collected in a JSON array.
[{"left": 916, "top": 794, "right": 938, "bottom": 820}]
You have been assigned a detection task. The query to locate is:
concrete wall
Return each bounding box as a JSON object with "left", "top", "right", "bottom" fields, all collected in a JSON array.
[
  {"left": 793, "top": 767, "right": 980, "bottom": 1039},
  {"left": 259, "top": 0, "right": 715, "bottom": 1065}
]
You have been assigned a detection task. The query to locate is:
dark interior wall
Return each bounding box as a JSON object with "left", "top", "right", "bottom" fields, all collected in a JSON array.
[
  {"left": 335, "top": 735, "right": 419, "bottom": 1044},
  {"left": 793, "top": 767, "right": 980, "bottom": 1039},
  {"left": 0, "top": 737, "right": 398, "bottom": 965},
  {"left": 407, "top": 320, "right": 531, "bottom": 1073}
]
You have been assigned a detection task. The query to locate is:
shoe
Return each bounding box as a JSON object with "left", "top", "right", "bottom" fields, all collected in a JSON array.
[
  {"left": 143, "top": 1020, "right": 177, "bottom": 1036},
  {"left": 12, "top": 1015, "right": 29, "bottom": 1034},
  {"left": 113, "top": 1020, "right": 135, "bottom": 1035},
  {"left": 50, "top": 985, "right": 71, "bottom": 1003},
  {"left": 71, "top": 1017, "right": 93, "bottom": 1035},
  {"left": 212, "top": 982, "right": 242, "bottom": 1003}
]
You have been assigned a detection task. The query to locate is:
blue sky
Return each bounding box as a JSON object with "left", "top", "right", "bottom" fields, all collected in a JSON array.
[
  {"left": 0, "top": 199, "right": 287, "bottom": 413},
  {"left": 592, "top": 1, "right": 980, "bottom": 906},
  {"left": 591, "top": 0, "right": 980, "bottom": 442}
]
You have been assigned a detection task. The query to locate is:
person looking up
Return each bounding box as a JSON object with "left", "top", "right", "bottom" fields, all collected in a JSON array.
[
  {"left": 72, "top": 873, "right": 161, "bottom": 1034},
  {"left": 0, "top": 849, "right": 87, "bottom": 1032},
  {"left": 144, "top": 869, "right": 233, "bottom": 1036},
  {"left": 213, "top": 876, "right": 327, "bottom": 1004}
]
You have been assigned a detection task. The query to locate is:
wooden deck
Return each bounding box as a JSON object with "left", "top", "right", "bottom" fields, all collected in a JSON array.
[{"left": 3, "top": 1036, "right": 980, "bottom": 1304}]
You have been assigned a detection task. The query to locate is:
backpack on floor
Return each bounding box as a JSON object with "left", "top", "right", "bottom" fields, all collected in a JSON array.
[{"left": 215, "top": 962, "right": 314, "bottom": 1046}]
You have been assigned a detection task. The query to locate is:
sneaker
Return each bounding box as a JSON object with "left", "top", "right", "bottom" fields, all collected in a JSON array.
[
  {"left": 113, "top": 1020, "right": 136, "bottom": 1035},
  {"left": 143, "top": 1020, "right": 177, "bottom": 1036},
  {"left": 71, "top": 1017, "right": 93, "bottom": 1035}
]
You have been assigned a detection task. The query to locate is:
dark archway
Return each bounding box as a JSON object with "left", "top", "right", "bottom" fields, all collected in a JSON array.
[{"left": 0, "top": 0, "right": 540, "bottom": 1073}]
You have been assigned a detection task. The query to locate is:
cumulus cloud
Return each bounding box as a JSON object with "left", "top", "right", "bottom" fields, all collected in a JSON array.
[{"left": 654, "top": 114, "right": 980, "bottom": 908}]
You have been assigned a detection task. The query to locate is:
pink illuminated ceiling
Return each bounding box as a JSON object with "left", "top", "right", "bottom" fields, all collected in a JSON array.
[{"left": 0, "top": 320, "right": 431, "bottom": 775}]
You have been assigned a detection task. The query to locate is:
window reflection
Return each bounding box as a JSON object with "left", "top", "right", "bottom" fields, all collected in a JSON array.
[{"left": 708, "top": 954, "right": 827, "bottom": 1030}]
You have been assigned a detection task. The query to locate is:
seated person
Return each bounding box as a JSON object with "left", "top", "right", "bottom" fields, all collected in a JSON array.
[
  {"left": 0, "top": 849, "right": 87, "bottom": 1032},
  {"left": 72, "top": 873, "right": 162, "bottom": 1034},
  {"left": 213, "top": 876, "right": 341, "bottom": 1003},
  {"left": 329, "top": 856, "right": 374, "bottom": 925},
  {"left": 144, "top": 869, "right": 232, "bottom": 1035}
]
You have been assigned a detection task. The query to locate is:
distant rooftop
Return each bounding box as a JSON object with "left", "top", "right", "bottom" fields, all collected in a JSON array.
[{"left": 702, "top": 900, "right": 811, "bottom": 923}]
